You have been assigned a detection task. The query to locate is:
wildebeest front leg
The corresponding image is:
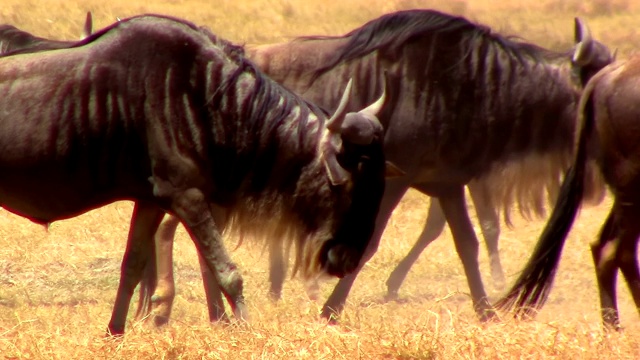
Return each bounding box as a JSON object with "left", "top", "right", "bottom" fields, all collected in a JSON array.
[
  {"left": 321, "top": 180, "right": 409, "bottom": 321},
  {"left": 385, "top": 196, "right": 446, "bottom": 299},
  {"left": 268, "top": 239, "right": 287, "bottom": 300},
  {"left": 172, "top": 189, "right": 248, "bottom": 321},
  {"left": 196, "top": 251, "right": 228, "bottom": 322},
  {"left": 434, "top": 185, "right": 497, "bottom": 321},
  {"left": 108, "top": 201, "right": 164, "bottom": 336},
  {"left": 467, "top": 180, "right": 504, "bottom": 290}
]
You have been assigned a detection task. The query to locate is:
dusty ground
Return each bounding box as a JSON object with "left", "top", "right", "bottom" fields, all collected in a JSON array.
[{"left": 1, "top": 0, "right": 640, "bottom": 359}]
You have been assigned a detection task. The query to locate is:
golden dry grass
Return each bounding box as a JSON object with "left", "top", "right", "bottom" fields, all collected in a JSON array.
[{"left": 1, "top": 0, "right": 640, "bottom": 359}]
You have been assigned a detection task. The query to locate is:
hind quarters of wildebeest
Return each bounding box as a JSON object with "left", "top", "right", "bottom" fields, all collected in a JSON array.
[
  {"left": 0, "top": 11, "right": 92, "bottom": 55},
  {"left": 0, "top": 14, "right": 392, "bottom": 335},
  {"left": 497, "top": 57, "right": 640, "bottom": 330},
  {"left": 135, "top": 9, "right": 612, "bottom": 325}
]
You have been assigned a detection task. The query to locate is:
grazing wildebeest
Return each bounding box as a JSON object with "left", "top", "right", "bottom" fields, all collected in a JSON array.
[
  {"left": 0, "top": 14, "right": 391, "bottom": 335},
  {"left": 497, "top": 56, "right": 640, "bottom": 330},
  {"left": 134, "top": 9, "right": 613, "bottom": 325}
]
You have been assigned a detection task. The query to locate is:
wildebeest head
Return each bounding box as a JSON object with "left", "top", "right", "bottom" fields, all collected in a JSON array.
[
  {"left": 311, "top": 78, "right": 389, "bottom": 277},
  {"left": 572, "top": 17, "right": 614, "bottom": 85}
]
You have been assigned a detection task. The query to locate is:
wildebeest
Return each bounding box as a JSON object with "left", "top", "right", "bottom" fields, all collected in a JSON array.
[
  {"left": 134, "top": 9, "right": 613, "bottom": 324},
  {"left": 497, "top": 56, "right": 640, "bottom": 330},
  {"left": 0, "top": 14, "right": 391, "bottom": 334}
]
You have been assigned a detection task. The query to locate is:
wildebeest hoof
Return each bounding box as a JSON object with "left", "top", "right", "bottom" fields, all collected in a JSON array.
[
  {"left": 384, "top": 290, "right": 399, "bottom": 302},
  {"left": 153, "top": 315, "right": 170, "bottom": 327},
  {"left": 268, "top": 289, "right": 282, "bottom": 302}
]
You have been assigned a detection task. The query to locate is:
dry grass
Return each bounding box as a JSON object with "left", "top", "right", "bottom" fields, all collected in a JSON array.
[{"left": 1, "top": 0, "right": 640, "bottom": 359}]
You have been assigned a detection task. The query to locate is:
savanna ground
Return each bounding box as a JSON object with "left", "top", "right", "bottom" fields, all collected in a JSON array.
[{"left": 1, "top": 0, "right": 640, "bottom": 358}]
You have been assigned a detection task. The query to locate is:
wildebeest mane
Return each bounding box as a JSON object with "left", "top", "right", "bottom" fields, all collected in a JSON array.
[
  {"left": 205, "top": 44, "right": 328, "bottom": 160},
  {"left": 304, "top": 9, "right": 566, "bottom": 78},
  {"left": 192, "top": 27, "right": 338, "bottom": 278},
  {"left": 212, "top": 63, "right": 338, "bottom": 278}
]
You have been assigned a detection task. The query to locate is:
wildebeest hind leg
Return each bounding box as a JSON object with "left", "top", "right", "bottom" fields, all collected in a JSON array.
[
  {"left": 108, "top": 201, "right": 164, "bottom": 336},
  {"left": 385, "top": 197, "right": 446, "bottom": 299},
  {"left": 150, "top": 212, "right": 229, "bottom": 324},
  {"left": 172, "top": 189, "right": 248, "bottom": 321},
  {"left": 467, "top": 180, "right": 504, "bottom": 290},
  {"left": 617, "top": 222, "right": 640, "bottom": 325},
  {"left": 268, "top": 239, "right": 287, "bottom": 300},
  {"left": 602, "top": 201, "right": 640, "bottom": 329},
  {"left": 436, "top": 185, "right": 496, "bottom": 321},
  {"left": 590, "top": 206, "right": 621, "bottom": 329},
  {"left": 141, "top": 214, "right": 180, "bottom": 327},
  {"left": 619, "top": 239, "right": 640, "bottom": 324}
]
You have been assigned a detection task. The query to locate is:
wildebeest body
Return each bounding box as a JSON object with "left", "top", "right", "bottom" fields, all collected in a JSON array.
[
  {"left": 0, "top": 14, "right": 389, "bottom": 334},
  {"left": 0, "top": 37, "right": 149, "bottom": 221},
  {"left": 243, "top": 10, "right": 611, "bottom": 319},
  {"left": 0, "top": 17, "right": 322, "bottom": 223}
]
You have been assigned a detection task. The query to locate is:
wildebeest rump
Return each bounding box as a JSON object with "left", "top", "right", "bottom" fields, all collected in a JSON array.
[
  {"left": 0, "top": 12, "right": 92, "bottom": 53},
  {"left": 137, "top": 9, "right": 612, "bottom": 323},
  {"left": 0, "top": 14, "right": 390, "bottom": 334},
  {"left": 497, "top": 56, "right": 640, "bottom": 330}
]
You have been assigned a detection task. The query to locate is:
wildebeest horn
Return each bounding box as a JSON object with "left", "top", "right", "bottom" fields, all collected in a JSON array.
[
  {"left": 572, "top": 17, "right": 594, "bottom": 66},
  {"left": 326, "top": 78, "right": 353, "bottom": 133},
  {"left": 340, "top": 74, "right": 387, "bottom": 145}
]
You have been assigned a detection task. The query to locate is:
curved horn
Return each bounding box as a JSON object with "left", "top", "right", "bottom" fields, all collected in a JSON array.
[
  {"left": 360, "top": 72, "right": 388, "bottom": 118},
  {"left": 326, "top": 78, "right": 353, "bottom": 132},
  {"left": 573, "top": 17, "right": 594, "bottom": 66}
]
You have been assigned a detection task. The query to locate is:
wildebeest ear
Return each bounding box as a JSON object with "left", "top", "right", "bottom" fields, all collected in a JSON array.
[
  {"left": 324, "top": 149, "right": 350, "bottom": 185},
  {"left": 572, "top": 17, "right": 594, "bottom": 66},
  {"left": 385, "top": 161, "right": 405, "bottom": 178}
]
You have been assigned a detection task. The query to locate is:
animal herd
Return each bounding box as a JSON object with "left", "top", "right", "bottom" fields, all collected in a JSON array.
[{"left": 0, "top": 8, "right": 637, "bottom": 336}]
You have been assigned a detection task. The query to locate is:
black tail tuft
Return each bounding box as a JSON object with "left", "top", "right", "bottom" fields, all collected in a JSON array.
[{"left": 496, "top": 92, "right": 596, "bottom": 318}]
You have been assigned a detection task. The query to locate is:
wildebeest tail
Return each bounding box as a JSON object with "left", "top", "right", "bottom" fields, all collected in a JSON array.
[{"left": 495, "top": 82, "right": 597, "bottom": 317}]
